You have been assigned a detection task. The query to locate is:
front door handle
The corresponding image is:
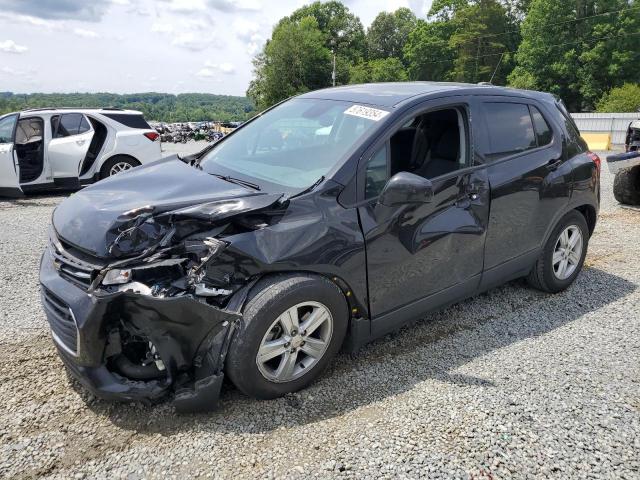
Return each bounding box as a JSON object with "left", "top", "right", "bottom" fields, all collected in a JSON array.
[
  {"left": 76, "top": 139, "right": 86, "bottom": 146},
  {"left": 465, "top": 182, "right": 483, "bottom": 201}
]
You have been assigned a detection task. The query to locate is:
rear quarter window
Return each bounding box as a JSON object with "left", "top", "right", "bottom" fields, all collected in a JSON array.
[
  {"left": 103, "top": 113, "right": 151, "bottom": 129},
  {"left": 483, "top": 103, "right": 536, "bottom": 159},
  {"left": 530, "top": 106, "right": 553, "bottom": 146}
]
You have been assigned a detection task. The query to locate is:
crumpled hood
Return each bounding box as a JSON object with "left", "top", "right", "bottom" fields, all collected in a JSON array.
[{"left": 53, "top": 157, "right": 282, "bottom": 258}]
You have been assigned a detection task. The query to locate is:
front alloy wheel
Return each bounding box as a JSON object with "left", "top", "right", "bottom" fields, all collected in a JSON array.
[
  {"left": 256, "top": 301, "right": 333, "bottom": 383},
  {"left": 225, "top": 274, "right": 348, "bottom": 400}
]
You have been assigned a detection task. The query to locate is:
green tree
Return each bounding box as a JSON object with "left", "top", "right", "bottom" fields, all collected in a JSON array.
[
  {"left": 406, "top": 1, "right": 517, "bottom": 84},
  {"left": 247, "top": 17, "right": 332, "bottom": 110},
  {"left": 404, "top": 20, "right": 456, "bottom": 81},
  {"left": 576, "top": 1, "right": 640, "bottom": 109},
  {"left": 285, "top": 1, "right": 366, "bottom": 63},
  {"left": 448, "top": 0, "right": 516, "bottom": 84},
  {"left": 349, "top": 58, "right": 408, "bottom": 84},
  {"left": 597, "top": 83, "right": 640, "bottom": 112},
  {"left": 509, "top": 0, "right": 640, "bottom": 111},
  {"left": 429, "top": 0, "right": 469, "bottom": 20},
  {"left": 366, "top": 8, "right": 417, "bottom": 64}
]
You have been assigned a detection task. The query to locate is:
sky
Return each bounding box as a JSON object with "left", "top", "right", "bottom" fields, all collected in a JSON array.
[{"left": 0, "top": 0, "right": 433, "bottom": 96}]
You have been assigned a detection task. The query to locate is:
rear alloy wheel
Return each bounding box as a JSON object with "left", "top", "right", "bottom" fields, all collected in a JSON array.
[
  {"left": 527, "top": 210, "right": 589, "bottom": 293},
  {"left": 551, "top": 225, "right": 583, "bottom": 281},
  {"left": 109, "top": 161, "right": 134, "bottom": 176},
  {"left": 100, "top": 156, "right": 141, "bottom": 179},
  {"left": 225, "top": 274, "right": 348, "bottom": 399}
]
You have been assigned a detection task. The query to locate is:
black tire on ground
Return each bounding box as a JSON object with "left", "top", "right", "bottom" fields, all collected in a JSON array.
[
  {"left": 613, "top": 166, "right": 640, "bottom": 206},
  {"left": 225, "top": 274, "right": 348, "bottom": 400},
  {"left": 527, "top": 210, "right": 589, "bottom": 294},
  {"left": 99, "top": 156, "right": 141, "bottom": 179}
]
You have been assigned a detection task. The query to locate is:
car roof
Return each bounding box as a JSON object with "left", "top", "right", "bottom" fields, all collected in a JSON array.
[
  {"left": 15, "top": 108, "right": 144, "bottom": 116},
  {"left": 298, "top": 81, "right": 555, "bottom": 108}
]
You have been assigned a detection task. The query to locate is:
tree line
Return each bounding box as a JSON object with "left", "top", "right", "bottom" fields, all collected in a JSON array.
[
  {"left": 0, "top": 92, "right": 256, "bottom": 122},
  {"left": 247, "top": 0, "right": 640, "bottom": 113}
]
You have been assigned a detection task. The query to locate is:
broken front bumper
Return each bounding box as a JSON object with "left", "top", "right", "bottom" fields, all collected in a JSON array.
[{"left": 39, "top": 248, "right": 241, "bottom": 412}]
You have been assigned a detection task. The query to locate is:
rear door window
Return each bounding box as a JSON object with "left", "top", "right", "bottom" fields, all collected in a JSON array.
[
  {"left": 52, "top": 113, "right": 85, "bottom": 138},
  {"left": 484, "top": 103, "right": 536, "bottom": 159}
]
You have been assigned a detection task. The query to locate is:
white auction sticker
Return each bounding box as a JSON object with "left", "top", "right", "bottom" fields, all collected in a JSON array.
[{"left": 344, "top": 104, "right": 390, "bottom": 121}]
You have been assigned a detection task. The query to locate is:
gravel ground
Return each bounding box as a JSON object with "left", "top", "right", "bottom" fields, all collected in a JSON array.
[{"left": 0, "top": 152, "right": 639, "bottom": 479}]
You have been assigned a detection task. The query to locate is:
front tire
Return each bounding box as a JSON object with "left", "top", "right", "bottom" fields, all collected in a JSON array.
[
  {"left": 527, "top": 210, "right": 589, "bottom": 293},
  {"left": 225, "top": 274, "right": 348, "bottom": 400}
]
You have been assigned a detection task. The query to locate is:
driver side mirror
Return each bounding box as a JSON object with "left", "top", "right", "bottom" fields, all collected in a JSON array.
[{"left": 379, "top": 171, "right": 434, "bottom": 207}]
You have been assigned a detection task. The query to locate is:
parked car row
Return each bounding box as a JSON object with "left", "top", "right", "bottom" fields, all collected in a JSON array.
[{"left": 150, "top": 121, "right": 232, "bottom": 144}]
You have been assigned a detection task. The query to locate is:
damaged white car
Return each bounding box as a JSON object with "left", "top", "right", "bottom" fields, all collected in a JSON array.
[{"left": 0, "top": 108, "right": 161, "bottom": 197}]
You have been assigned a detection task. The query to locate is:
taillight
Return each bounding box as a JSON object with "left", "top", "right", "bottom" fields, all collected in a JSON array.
[
  {"left": 144, "top": 132, "right": 160, "bottom": 142},
  {"left": 587, "top": 151, "right": 601, "bottom": 173}
]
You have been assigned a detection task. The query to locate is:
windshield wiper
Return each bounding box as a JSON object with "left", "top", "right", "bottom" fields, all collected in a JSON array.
[{"left": 210, "top": 173, "right": 261, "bottom": 191}]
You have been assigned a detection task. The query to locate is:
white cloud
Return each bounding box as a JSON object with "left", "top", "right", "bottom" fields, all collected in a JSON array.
[
  {"left": 232, "top": 18, "right": 264, "bottom": 55},
  {"left": 208, "top": 0, "right": 261, "bottom": 12},
  {"left": 151, "top": 22, "right": 174, "bottom": 34},
  {"left": 0, "top": 12, "right": 58, "bottom": 30},
  {"left": 0, "top": 0, "right": 109, "bottom": 21},
  {"left": 1, "top": 66, "right": 23, "bottom": 75},
  {"left": 0, "top": 39, "right": 28, "bottom": 54},
  {"left": 171, "top": 32, "right": 215, "bottom": 51},
  {"left": 73, "top": 28, "right": 100, "bottom": 39},
  {"left": 196, "top": 67, "right": 215, "bottom": 78},
  {"left": 204, "top": 60, "right": 236, "bottom": 74},
  {"left": 232, "top": 18, "right": 261, "bottom": 42},
  {"left": 160, "top": 0, "right": 207, "bottom": 13}
]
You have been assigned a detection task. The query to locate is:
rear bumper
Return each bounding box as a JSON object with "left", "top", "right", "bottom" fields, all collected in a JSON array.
[{"left": 39, "top": 248, "right": 241, "bottom": 412}]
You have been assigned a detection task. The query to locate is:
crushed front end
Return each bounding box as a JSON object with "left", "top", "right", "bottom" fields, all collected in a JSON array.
[{"left": 39, "top": 191, "right": 287, "bottom": 412}]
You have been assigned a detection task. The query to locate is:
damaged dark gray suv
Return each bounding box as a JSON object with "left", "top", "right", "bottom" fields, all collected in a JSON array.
[{"left": 40, "top": 83, "right": 600, "bottom": 412}]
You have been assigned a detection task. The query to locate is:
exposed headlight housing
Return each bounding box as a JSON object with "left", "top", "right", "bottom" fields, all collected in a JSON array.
[{"left": 102, "top": 269, "right": 132, "bottom": 285}]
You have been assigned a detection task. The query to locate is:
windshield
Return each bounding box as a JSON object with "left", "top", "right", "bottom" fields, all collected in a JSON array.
[
  {"left": 0, "top": 114, "right": 17, "bottom": 144},
  {"left": 199, "top": 98, "right": 385, "bottom": 191}
]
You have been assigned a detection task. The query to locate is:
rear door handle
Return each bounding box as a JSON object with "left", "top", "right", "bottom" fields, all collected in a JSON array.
[
  {"left": 76, "top": 139, "right": 86, "bottom": 146},
  {"left": 547, "top": 158, "right": 562, "bottom": 171}
]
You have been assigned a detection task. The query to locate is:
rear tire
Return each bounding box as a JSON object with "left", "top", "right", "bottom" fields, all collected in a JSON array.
[
  {"left": 527, "top": 211, "right": 589, "bottom": 293},
  {"left": 100, "top": 156, "right": 140, "bottom": 179},
  {"left": 613, "top": 166, "right": 640, "bottom": 205},
  {"left": 225, "top": 274, "right": 348, "bottom": 400}
]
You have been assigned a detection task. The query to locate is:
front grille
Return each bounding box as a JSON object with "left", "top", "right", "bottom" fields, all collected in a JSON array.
[
  {"left": 42, "top": 286, "right": 79, "bottom": 356},
  {"left": 50, "top": 237, "right": 103, "bottom": 290}
]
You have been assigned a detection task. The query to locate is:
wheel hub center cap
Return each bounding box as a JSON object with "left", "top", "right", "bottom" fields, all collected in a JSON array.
[{"left": 290, "top": 335, "right": 304, "bottom": 349}]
